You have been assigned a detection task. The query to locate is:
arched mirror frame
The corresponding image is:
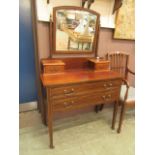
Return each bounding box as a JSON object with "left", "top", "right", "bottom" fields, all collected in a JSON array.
[{"left": 50, "top": 6, "right": 100, "bottom": 56}]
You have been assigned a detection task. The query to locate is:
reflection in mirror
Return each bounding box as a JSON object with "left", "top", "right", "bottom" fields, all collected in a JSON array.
[{"left": 55, "top": 9, "right": 97, "bottom": 52}]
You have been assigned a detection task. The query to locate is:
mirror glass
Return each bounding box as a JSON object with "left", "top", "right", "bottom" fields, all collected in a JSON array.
[{"left": 55, "top": 9, "right": 98, "bottom": 52}]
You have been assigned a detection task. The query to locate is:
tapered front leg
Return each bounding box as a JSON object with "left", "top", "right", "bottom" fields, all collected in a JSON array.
[
  {"left": 47, "top": 88, "right": 54, "bottom": 149},
  {"left": 112, "top": 101, "right": 119, "bottom": 130},
  {"left": 48, "top": 109, "right": 54, "bottom": 148},
  {"left": 95, "top": 105, "right": 100, "bottom": 113},
  {"left": 99, "top": 104, "right": 104, "bottom": 111}
]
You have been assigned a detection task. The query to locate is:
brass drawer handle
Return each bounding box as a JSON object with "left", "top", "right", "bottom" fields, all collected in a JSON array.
[
  {"left": 103, "top": 84, "right": 107, "bottom": 87},
  {"left": 109, "top": 83, "right": 113, "bottom": 86},
  {"left": 65, "top": 93, "right": 73, "bottom": 96},
  {"left": 107, "top": 94, "right": 111, "bottom": 99},
  {"left": 64, "top": 88, "right": 75, "bottom": 94},
  {"left": 64, "top": 101, "right": 74, "bottom": 107},
  {"left": 64, "top": 102, "right": 68, "bottom": 106},
  {"left": 102, "top": 96, "right": 106, "bottom": 100}
]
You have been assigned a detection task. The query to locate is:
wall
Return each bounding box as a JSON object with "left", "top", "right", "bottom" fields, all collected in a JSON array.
[{"left": 19, "top": 0, "right": 37, "bottom": 103}]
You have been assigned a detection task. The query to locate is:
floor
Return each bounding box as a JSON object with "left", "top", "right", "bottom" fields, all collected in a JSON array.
[{"left": 20, "top": 108, "right": 134, "bottom": 155}]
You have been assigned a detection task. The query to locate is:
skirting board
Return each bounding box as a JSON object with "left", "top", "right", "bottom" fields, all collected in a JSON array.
[{"left": 19, "top": 101, "right": 38, "bottom": 112}]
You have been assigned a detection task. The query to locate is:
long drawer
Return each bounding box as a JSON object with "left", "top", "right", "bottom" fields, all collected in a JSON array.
[
  {"left": 49, "top": 79, "right": 121, "bottom": 99},
  {"left": 52, "top": 90, "right": 120, "bottom": 112}
]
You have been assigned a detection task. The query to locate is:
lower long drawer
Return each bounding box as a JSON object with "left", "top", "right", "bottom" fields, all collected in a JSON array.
[{"left": 52, "top": 90, "right": 120, "bottom": 112}]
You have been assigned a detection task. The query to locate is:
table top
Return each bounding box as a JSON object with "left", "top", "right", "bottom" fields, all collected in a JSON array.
[{"left": 41, "top": 69, "right": 122, "bottom": 87}]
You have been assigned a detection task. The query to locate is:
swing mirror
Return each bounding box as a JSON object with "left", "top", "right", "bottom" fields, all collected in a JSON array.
[{"left": 51, "top": 6, "right": 100, "bottom": 55}]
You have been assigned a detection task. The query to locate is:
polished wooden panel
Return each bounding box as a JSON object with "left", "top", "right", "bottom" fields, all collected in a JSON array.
[
  {"left": 44, "top": 65, "right": 65, "bottom": 73},
  {"left": 42, "top": 58, "right": 90, "bottom": 70},
  {"left": 41, "top": 68, "right": 122, "bottom": 148},
  {"left": 41, "top": 70, "right": 121, "bottom": 86},
  {"left": 88, "top": 58, "right": 110, "bottom": 71},
  {"left": 49, "top": 79, "right": 121, "bottom": 98},
  {"left": 42, "top": 59, "right": 65, "bottom": 73},
  {"left": 52, "top": 90, "right": 119, "bottom": 112}
]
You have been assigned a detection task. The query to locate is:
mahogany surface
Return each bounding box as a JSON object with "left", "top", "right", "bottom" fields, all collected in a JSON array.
[
  {"left": 42, "top": 58, "right": 91, "bottom": 70},
  {"left": 88, "top": 58, "right": 110, "bottom": 71},
  {"left": 41, "top": 70, "right": 121, "bottom": 86},
  {"left": 42, "top": 59, "right": 65, "bottom": 73},
  {"left": 41, "top": 67, "right": 122, "bottom": 148}
]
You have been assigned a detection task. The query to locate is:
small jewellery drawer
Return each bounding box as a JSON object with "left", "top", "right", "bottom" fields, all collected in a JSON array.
[
  {"left": 52, "top": 90, "right": 120, "bottom": 112},
  {"left": 50, "top": 79, "right": 121, "bottom": 98},
  {"left": 44, "top": 65, "right": 64, "bottom": 73},
  {"left": 42, "top": 59, "right": 65, "bottom": 73}
]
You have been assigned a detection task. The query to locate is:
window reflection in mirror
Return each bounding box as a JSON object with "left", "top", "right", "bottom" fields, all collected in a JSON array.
[{"left": 55, "top": 9, "right": 97, "bottom": 52}]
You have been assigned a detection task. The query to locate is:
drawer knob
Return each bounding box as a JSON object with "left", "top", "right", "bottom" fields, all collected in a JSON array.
[
  {"left": 64, "top": 101, "right": 74, "bottom": 107},
  {"left": 64, "top": 102, "right": 68, "bottom": 106},
  {"left": 64, "top": 89, "right": 75, "bottom": 94},
  {"left": 107, "top": 94, "right": 111, "bottom": 98},
  {"left": 65, "top": 93, "right": 72, "bottom": 96},
  {"left": 102, "top": 96, "right": 106, "bottom": 100},
  {"left": 109, "top": 83, "right": 113, "bottom": 86},
  {"left": 64, "top": 90, "right": 67, "bottom": 93},
  {"left": 104, "top": 84, "right": 107, "bottom": 87}
]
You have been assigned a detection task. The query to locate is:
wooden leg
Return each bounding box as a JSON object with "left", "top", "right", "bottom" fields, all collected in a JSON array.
[
  {"left": 47, "top": 89, "right": 54, "bottom": 149},
  {"left": 117, "top": 103, "right": 126, "bottom": 133},
  {"left": 112, "top": 101, "right": 119, "bottom": 130},
  {"left": 99, "top": 104, "right": 104, "bottom": 111},
  {"left": 40, "top": 85, "right": 47, "bottom": 125},
  {"left": 41, "top": 103, "right": 47, "bottom": 126},
  {"left": 95, "top": 105, "right": 100, "bottom": 113},
  {"left": 48, "top": 105, "right": 54, "bottom": 148}
]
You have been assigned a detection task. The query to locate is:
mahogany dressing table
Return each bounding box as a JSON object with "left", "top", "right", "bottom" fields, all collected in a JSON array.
[{"left": 40, "top": 6, "right": 122, "bottom": 148}]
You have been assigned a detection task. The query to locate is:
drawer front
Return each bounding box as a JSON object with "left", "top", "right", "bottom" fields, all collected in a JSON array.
[
  {"left": 52, "top": 90, "right": 120, "bottom": 112},
  {"left": 95, "top": 63, "right": 110, "bottom": 71},
  {"left": 44, "top": 65, "right": 64, "bottom": 73},
  {"left": 50, "top": 79, "right": 121, "bottom": 99}
]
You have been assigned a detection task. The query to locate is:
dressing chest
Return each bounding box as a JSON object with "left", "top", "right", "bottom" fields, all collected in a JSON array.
[{"left": 40, "top": 6, "right": 122, "bottom": 148}]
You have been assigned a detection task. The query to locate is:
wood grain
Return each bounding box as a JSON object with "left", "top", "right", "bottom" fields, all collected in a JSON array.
[{"left": 41, "top": 70, "right": 122, "bottom": 86}]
